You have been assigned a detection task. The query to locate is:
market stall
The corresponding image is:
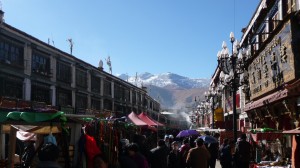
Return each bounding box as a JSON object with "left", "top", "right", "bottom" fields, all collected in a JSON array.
[
  {"left": 282, "top": 128, "right": 300, "bottom": 168},
  {"left": 249, "top": 128, "right": 292, "bottom": 168},
  {"left": 0, "top": 110, "right": 68, "bottom": 168}
]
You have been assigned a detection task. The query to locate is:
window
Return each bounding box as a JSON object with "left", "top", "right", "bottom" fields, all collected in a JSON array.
[
  {"left": 57, "top": 88, "right": 72, "bottom": 106},
  {"left": 103, "top": 99, "right": 112, "bottom": 110},
  {"left": 76, "top": 94, "right": 87, "bottom": 109},
  {"left": 76, "top": 68, "right": 87, "bottom": 88},
  {"left": 132, "top": 91, "right": 136, "bottom": 105},
  {"left": 57, "top": 61, "right": 72, "bottom": 83},
  {"left": 0, "top": 38, "right": 24, "bottom": 67},
  {"left": 31, "top": 83, "right": 50, "bottom": 103},
  {"left": 91, "top": 98, "right": 101, "bottom": 110},
  {"left": 103, "top": 80, "right": 112, "bottom": 96},
  {"left": 114, "top": 83, "right": 122, "bottom": 101},
  {"left": 32, "top": 51, "right": 50, "bottom": 76},
  {"left": 0, "top": 76, "right": 23, "bottom": 99},
  {"left": 91, "top": 76, "right": 101, "bottom": 94}
]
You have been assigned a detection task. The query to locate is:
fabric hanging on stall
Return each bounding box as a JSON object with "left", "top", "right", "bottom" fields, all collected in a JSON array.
[
  {"left": 44, "top": 133, "right": 57, "bottom": 145},
  {"left": 16, "top": 130, "right": 36, "bottom": 141}
]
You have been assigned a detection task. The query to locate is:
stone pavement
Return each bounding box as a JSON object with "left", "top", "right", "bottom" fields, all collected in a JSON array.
[{"left": 216, "top": 160, "right": 222, "bottom": 168}]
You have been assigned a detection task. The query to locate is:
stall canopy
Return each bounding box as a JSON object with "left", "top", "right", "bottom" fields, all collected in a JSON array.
[
  {"left": 138, "top": 112, "right": 164, "bottom": 126},
  {"left": 128, "top": 112, "right": 148, "bottom": 126},
  {"left": 0, "top": 111, "right": 66, "bottom": 123},
  {"left": 250, "top": 132, "right": 283, "bottom": 142},
  {"left": 0, "top": 111, "right": 66, "bottom": 134}
]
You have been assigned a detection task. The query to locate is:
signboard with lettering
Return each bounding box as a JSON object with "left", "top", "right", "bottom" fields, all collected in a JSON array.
[{"left": 248, "top": 21, "right": 295, "bottom": 100}]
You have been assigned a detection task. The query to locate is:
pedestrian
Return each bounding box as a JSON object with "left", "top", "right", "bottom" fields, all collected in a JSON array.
[
  {"left": 186, "top": 138, "right": 210, "bottom": 168},
  {"left": 37, "top": 142, "right": 61, "bottom": 168},
  {"left": 207, "top": 141, "right": 219, "bottom": 168},
  {"left": 127, "top": 143, "right": 149, "bottom": 168},
  {"left": 150, "top": 139, "right": 169, "bottom": 168},
  {"left": 93, "top": 154, "right": 108, "bottom": 168},
  {"left": 219, "top": 139, "right": 234, "bottom": 168},
  {"left": 179, "top": 138, "right": 190, "bottom": 168},
  {"left": 234, "top": 134, "right": 252, "bottom": 168},
  {"left": 118, "top": 140, "right": 138, "bottom": 168},
  {"left": 167, "top": 141, "right": 181, "bottom": 168}
]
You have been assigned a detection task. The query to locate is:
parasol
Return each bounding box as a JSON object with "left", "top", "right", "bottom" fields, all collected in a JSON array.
[
  {"left": 176, "top": 129, "right": 199, "bottom": 138},
  {"left": 199, "top": 135, "right": 218, "bottom": 144}
]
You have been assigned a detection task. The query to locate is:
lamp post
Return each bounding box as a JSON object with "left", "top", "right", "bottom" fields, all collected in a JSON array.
[
  {"left": 205, "top": 87, "right": 220, "bottom": 129},
  {"left": 217, "top": 32, "right": 250, "bottom": 141}
]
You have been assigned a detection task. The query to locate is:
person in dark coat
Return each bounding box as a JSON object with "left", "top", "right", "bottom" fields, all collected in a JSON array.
[
  {"left": 150, "top": 139, "right": 169, "bottom": 168},
  {"left": 167, "top": 141, "right": 180, "bottom": 168},
  {"left": 127, "top": 143, "right": 149, "bottom": 168},
  {"left": 37, "top": 142, "right": 61, "bottom": 168},
  {"left": 219, "top": 139, "right": 234, "bottom": 168},
  {"left": 234, "top": 134, "right": 252, "bottom": 168}
]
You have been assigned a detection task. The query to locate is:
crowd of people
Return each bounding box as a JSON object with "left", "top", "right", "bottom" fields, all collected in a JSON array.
[
  {"left": 115, "top": 132, "right": 253, "bottom": 168},
  {"left": 15, "top": 130, "right": 254, "bottom": 168}
]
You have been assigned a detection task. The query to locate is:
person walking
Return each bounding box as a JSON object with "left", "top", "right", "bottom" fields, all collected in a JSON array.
[
  {"left": 186, "top": 138, "right": 210, "bottom": 168},
  {"left": 150, "top": 139, "right": 169, "bottom": 168},
  {"left": 37, "top": 142, "right": 61, "bottom": 168},
  {"left": 127, "top": 143, "right": 149, "bottom": 168},
  {"left": 179, "top": 138, "right": 190, "bottom": 168},
  {"left": 234, "top": 134, "right": 252, "bottom": 168},
  {"left": 167, "top": 141, "right": 181, "bottom": 168},
  {"left": 219, "top": 139, "right": 235, "bottom": 168}
]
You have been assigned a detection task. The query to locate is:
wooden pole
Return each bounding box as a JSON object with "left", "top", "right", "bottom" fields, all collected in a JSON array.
[{"left": 7, "top": 126, "right": 17, "bottom": 168}]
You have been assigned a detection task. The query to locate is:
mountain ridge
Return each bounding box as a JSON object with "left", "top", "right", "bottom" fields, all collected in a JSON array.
[{"left": 116, "top": 72, "right": 210, "bottom": 109}]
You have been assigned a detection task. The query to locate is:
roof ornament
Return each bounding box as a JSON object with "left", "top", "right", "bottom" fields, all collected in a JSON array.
[
  {"left": 105, "top": 55, "right": 112, "bottom": 74},
  {"left": 0, "top": 2, "right": 5, "bottom": 25},
  {"left": 98, "top": 59, "right": 103, "bottom": 70},
  {"left": 67, "top": 38, "right": 74, "bottom": 55}
]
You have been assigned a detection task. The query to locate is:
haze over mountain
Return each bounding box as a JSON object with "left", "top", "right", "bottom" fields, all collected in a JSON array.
[{"left": 116, "top": 72, "right": 210, "bottom": 110}]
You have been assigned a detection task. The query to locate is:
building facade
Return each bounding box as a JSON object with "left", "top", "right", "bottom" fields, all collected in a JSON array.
[{"left": 0, "top": 10, "right": 160, "bottom": 118}]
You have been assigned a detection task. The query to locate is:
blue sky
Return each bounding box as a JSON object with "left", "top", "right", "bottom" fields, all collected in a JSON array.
[{"left": 2, "top": 0, "right": 260, "bottom": 79}]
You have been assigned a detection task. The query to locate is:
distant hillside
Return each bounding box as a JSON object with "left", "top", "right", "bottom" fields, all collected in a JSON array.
[{"left": 116, "top": 72, "right": 210, "bottom": 109}]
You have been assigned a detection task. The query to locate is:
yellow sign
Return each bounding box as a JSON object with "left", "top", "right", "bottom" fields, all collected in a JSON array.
[{"left": 214, "top": 108, "right": 224, "bottom": 121}]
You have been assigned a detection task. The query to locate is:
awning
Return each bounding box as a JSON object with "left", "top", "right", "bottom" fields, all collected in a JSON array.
[
  {"left": 138, "top": 112, "right": 164, "bottom": 126},
  {"left": 245, "top": 89, "right": 288, "bottom": 112},
  {"left": 245, "top": 80, "right": 300, "bottom": 112},
  {"left": 128, "top": 112, "right": 147, "bottom": 126},
  {"left": 282, "top": 128, "right": 300, "bottom": 134},
  {"left": 250, "top": 132, "right": 282, "bottom": 142},
  {"left": 0, "top": 111, "right": 66, "bottom": 123}
]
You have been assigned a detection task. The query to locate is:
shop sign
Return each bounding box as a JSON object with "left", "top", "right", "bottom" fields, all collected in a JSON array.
[{"left": 248, "top": 22, "right": 295, "bottom": 100}]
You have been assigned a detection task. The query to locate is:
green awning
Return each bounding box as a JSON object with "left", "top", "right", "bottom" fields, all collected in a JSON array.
[{"left": 0, "top": 111, "right": 66, "bottom": 123}]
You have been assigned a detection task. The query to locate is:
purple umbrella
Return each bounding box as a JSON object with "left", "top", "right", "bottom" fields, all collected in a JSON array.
[
  {"left": 199, "top": 135, "right": 218, "bottom": 144},
  {"left": 176, "top": 129, "right": 199, "bottom": 138}
]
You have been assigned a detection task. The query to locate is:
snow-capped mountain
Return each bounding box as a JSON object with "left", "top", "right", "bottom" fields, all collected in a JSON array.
[
  {"left": 117, "top": 72, "right": 210, "bottom": 89},
  {"left": 116, "top": 72, "right": 210, "bottom": 109}
]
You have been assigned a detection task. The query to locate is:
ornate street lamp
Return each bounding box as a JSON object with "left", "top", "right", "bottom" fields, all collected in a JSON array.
[
  {"left": 205, "top": 86, "right": 221, "bottom": 129},
  {"left": 217, "top": 32, "right": 250, "bottom": 141}
]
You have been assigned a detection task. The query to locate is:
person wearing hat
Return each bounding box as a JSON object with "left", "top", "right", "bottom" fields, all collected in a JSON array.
[{"left": 186, "top": 138, "right": 210, "bottom": 168}]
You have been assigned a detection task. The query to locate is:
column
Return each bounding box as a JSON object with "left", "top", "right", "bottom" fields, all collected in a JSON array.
[
  {"left": 71, "top": 63, "right": 76, "bottom": 107},
  {"left": 50, "top": 85, "right": 56, "bottom": 106},
  {"left": 23, "top": 78, "right": 31, "bottom": 101}
]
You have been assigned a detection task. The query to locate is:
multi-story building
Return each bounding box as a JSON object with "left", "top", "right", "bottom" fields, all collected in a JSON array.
[
  {"left": 0, "top": 9, "right": 160, "bottom": 118},
  {"left": 241, "top": 0, "right": 300, "bottom": 131},
  {"left": 239, "top": 0, "right": 300, "bottom": 166}
]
